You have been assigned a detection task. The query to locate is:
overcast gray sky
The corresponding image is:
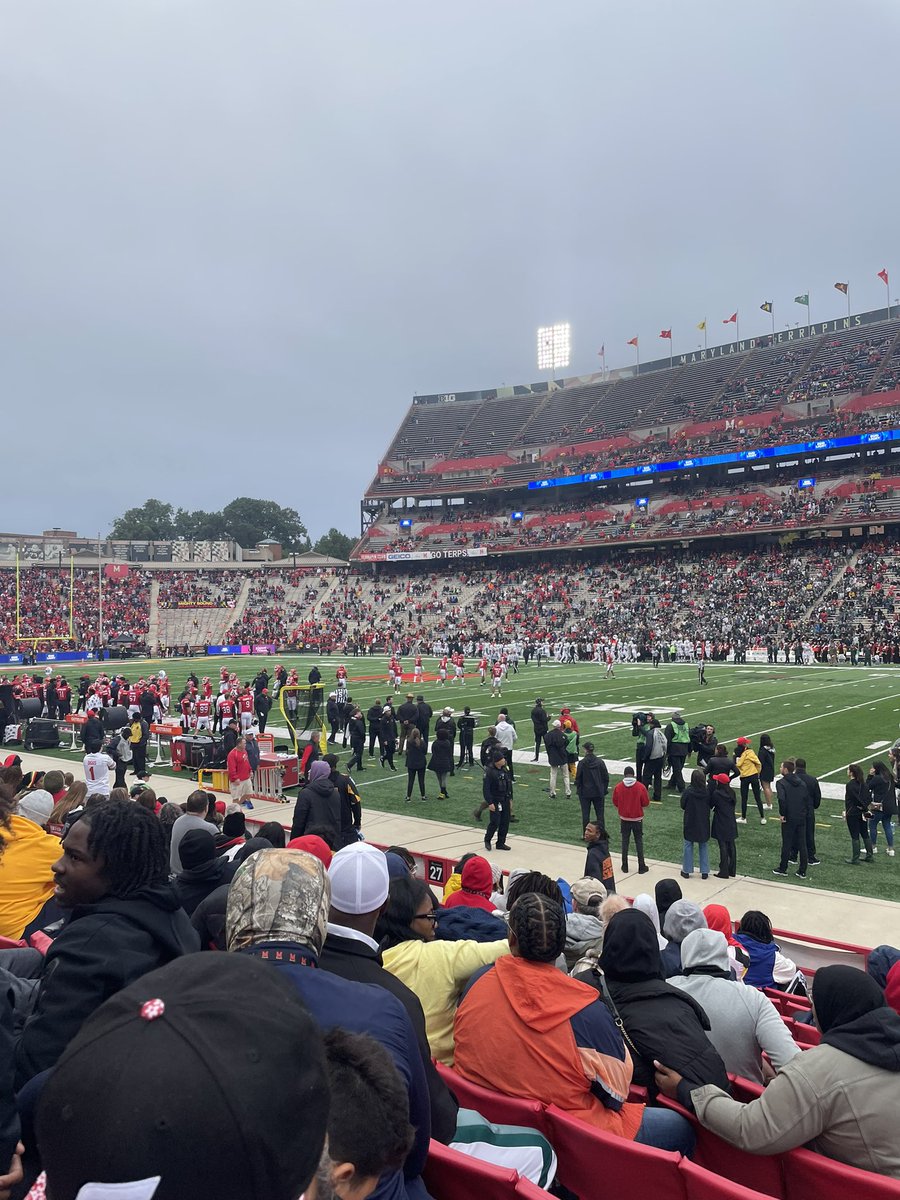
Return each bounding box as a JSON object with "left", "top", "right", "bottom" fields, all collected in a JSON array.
[{"left": 1, "top": 0, "right": 897, "bottom": 541}]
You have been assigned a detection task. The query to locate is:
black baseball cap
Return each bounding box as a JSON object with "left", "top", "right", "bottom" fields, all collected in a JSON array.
[{"left": 36, "top": 954, "right": 329, "bottom": 1200}]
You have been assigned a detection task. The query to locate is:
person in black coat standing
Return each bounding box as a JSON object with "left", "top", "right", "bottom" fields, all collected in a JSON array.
[
  {"left": 483, "top": 749, "right": 512, "bottom": 851},
  {"left": 456, "top": 707, "right": 476, "bottom": 768},
  {"left": 773, "top": 759, "right": 811, "bottom": 879},
  {"left": 427, "top": 726, "right": 453, "bottom": 799},
  {"left": 366, "top": 700, "right": 383, "bottom": 759},
  {"left": 397, "top": 694, "right": 419, "bottom": 755},
  {"left": 530, "top": 699, "right": 549, "bottom": 762},
  {"left": 680, "top": 769, "right": 711, "bottom": 880},
  {"left": 574, "top": 742, "right": 609, "bottom": 831},
  {"left": 843, "top": 763, "right": 874, "bottom": 864},
  {"left": 709, "top": 773, "right": 738, "bottom": 878},
  {"left": 254, "top": 688, "right": 271, "bottom": 734},
  {"left": 346, "top": 708, "right": 366, "bottom": 773},
  {"left": 379, "top": 706, "right": 398, "bottom": 771},
  {"left": 415, "top": 695, "right": 433, "bottom": 743},
  {"left": 794, "top": 757, "right": 822, "bottom": 866},
  {"left": 81, "top": 713, "right": 103, "bottom": 754},
  {"left": 404, "top": 728, "right": 428, "bottom": 802}
]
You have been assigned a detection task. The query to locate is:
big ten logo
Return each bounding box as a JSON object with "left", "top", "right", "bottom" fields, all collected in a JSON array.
[{"left": 426, "top": 859, "right": 446, "bottom": 885}]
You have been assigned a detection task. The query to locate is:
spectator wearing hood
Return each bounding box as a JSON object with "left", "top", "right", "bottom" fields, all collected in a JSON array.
[
  {"left": 659, "top": 901, "right": 707, "bottom": 978},
  {"left": 290, "top": 760, "right": 342, "bottom": 844},
  {"left": 576, "top": 907, "right": 729, "bottom": 1097},
  {"left": 668, "top": 928, "right": 801, "bottom": 1083},
  {"left": 655, "top": 965, "right": 900, "bottom": 1179},
  {"left": 0, "top": 785, "right": 60, "bottom": 940},
  {"left": 654, "top": 878, "right": 682, "bottom": 930},
  {"left": 680, "top": 768, "right": 711, "bottom": 880},
  {"left": 702, "top": 903, "right": 750, "bottom": 976},
  {"left": 443, "top": 857, "right": 496, "bottom": 914},
  {"left": 9, "top": 799, "right": 198, "bottom": 1088},
  {"left": 710, "top": 773, "right": 738, "bottom": 878},
  {"left": 225, "top": 847, "right": 432, "bottom": 1200},
  {"left": 564, "top": 877, "right": 606, "bottom": 971},
  {"left": 173, "top": 829, "right": 237, "bottom": 916},
  {"left": 774, "top": 759, "right": 811, "bottom": 878},
  {"left": 633, "top": 894, "right": 667, "bottom": 951}
]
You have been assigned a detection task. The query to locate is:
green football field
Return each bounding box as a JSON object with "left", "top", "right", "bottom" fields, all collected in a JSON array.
[{"left": 17, "top": 655, "right": 900, "bottom": 901}]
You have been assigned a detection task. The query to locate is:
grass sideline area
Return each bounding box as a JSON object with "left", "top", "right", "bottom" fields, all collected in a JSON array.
[{"left": 14, "top": 654, "right": 900, "bottom": 902}]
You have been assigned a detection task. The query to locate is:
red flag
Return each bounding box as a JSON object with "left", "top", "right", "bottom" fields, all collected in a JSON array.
[
  {"left": 104, "top": 563, "right": 130, "bottom": 580},
  {"left": 627, "top": 336, "right": 638, "bottom": 347},
  {"left": 723, "top": 312, "right": 737, "bottom": 324},
  {"left": 659, "top": 329, "right": 672, "bottom": 340},
  {"left": 878, "top": 268, "right": 890, "bottom": 286}
]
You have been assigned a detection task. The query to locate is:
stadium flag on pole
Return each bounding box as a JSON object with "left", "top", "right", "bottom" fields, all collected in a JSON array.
[
  {"left": 760, "top": 301, "right": 773, "bottom": 313},
  {"left": 104, "top": 563, "right": 130, "bottom": 580},
  {"left": 794, "top": 293, "right": 809, "bottom": 306},
  {"left": 878, "top": 268, "right": 891, "bottom": 318},
  {"left": 723, "top": 312, "right": 737, "bottom": 324},
  {"left": 659, "top": 329, "right": 672, "bottom": 366},
  {"left": 834, "top": 282, "right": 849, "bottom": 294},
  {"left": 697, "top": 319, "right": 706, "bottom": 331},
  {"left": 627, "top": 336, "right": 638, "bottom": 347},
  {"left": 627, "top": 336, "right": 640, "bottom": 370}
]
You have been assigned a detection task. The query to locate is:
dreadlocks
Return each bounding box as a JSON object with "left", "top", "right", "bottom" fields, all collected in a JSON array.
[
  {"left": 509, "top": 893, "right": 566, "bottom": 964},
  {"left": 80, "top": 799, "right": 168, "bottom": 897},
  {"left": 505, "top": 870, "right": 564, "bottom": 911}
]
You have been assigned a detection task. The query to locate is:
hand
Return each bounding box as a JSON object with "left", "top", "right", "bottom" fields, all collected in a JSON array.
[
  {"left": 653, "top": 1061, "right": 683, "bottom": 1098},
  {"left": 0, "top": 1144, "right": 24, "bottom": 1200},
  {"left": 489, "top": 804, "right": 496, "bottom": 812},
  {"left": 761, "top": 1055, "right": 776, "bottom": 1084}
]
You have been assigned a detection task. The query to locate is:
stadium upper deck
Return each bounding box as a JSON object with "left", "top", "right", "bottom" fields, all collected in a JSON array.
[{"left": 364, "top": 306, "right": 900, "bottom": 505}]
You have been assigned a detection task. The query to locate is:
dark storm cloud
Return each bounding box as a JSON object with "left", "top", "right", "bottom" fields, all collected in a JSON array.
[{"left": 0, "top": 0, "right": 896, "bottom": 539}]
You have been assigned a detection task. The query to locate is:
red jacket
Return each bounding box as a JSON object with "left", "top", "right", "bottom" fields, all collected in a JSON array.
[
  {"left": 226, "top": 748, "right": 251, "bottom": 783},
  {"left": 612, "top": 778, "right": 649, "bottom": 820}
]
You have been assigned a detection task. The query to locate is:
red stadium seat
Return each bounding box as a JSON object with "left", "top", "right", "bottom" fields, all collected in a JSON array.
[
  {"left": 729, "top": 1075, "right": 764, "bottom": 1103},
  {"left": 680, "top": 1157, "right": 774, "bottom": 1200},
  {"left": 434, "top": 1063, "right": 547, "bottom": 1133},
  {"left": 422, "top": 1139, "right": 518, "bottom": 1200},
  {"left": 785, "top": 1020, "right": 820, "bottom": 1047},
  {"left": 542, "top": 1103, "right": 684, "bottom": 1200},
  {"left": 782, "top": 1147, "right": 900, "bottom": 1200},
  {"left": 656, "top": 1097, "right": 786, "bottom": 1199},
  {"left": 514, "top": 1177, "right": 551, "bottom": 1200}
]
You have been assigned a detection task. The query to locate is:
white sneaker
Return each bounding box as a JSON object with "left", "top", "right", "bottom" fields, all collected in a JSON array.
[
  {"left": 736, "top": 817, "right": 747, "bottom": 824},
  {"left": 760, "top": 818, "right": 767, "bottom": 825},
  {"left": 763, "top": 803, "right": 772, "bottom": 810},
  {"left": 872, "top": 846, "right": 878, "bottom": 854},
  {"left": 888, "top": 848, "right": 896, "bottom": 857}
]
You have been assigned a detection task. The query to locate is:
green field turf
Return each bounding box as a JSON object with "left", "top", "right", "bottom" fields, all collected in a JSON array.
[{"left": 17, "top": 655, "right": 900, "bottom": 901}]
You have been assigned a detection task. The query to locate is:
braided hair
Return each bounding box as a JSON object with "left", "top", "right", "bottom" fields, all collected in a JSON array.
[
  {"left": 738, "top": 910, "right": 773, "bottom": 944},
  {"left": 79, "top": 799, "right": 168, "bottom": 898},
  {"left": 509, "top": 893, "right": 566, "bottom": 963},
  {"left": 0, "top": 784, "right": 15, "bottom": 861},
  {"left": 505, "top": 870, "right": 564, "bottom": 911}
]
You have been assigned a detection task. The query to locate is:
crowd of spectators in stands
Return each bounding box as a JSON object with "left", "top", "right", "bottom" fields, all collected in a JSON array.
[
  {"left": 156, "top": 569, "right": 242, "bottom": 609},
  {"left": 0, "top": 569, "right": 152, "bottom": 654}
]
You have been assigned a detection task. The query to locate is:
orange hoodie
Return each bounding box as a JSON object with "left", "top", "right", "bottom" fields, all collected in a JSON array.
[{"left": 454, "top": 954, "right": 643, "bottom": 1138}]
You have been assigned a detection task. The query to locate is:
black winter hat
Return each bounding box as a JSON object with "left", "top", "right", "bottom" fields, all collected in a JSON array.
[
  {"left": 178, "top": 828, "right": 217, "bottom": 870},
  {"left": 36, "top": 953, "right": 329, "bottom": 1200}
]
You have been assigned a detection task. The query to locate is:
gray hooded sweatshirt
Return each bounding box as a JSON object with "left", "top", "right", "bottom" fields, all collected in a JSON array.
[{"left": 668, "top": 929, "right": 801, "bottom": 1083}]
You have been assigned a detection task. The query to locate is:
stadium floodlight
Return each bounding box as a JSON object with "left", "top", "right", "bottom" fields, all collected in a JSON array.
[{"left": 537, "top": 323, "right": 571, "bottom": 372}]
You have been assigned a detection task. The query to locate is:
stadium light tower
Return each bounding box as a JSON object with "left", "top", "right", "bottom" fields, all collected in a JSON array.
[{"left": 537, "top": 323, "right": 570, "bottom": 391}]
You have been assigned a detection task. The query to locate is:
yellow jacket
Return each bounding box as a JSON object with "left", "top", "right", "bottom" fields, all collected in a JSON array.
[
  {"left": 736, "top": 747, "right": 762, "bottom": 778},
  {"left": 0, "top": 814, "right": 60, "bottom": 939},
  {"left": 382, "top": 936, "right": 509, "bottom": 1064}
]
